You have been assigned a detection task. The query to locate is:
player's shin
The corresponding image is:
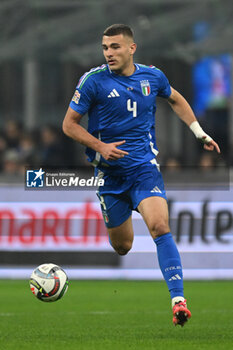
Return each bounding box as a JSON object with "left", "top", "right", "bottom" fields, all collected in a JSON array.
[{"left": 154, "top": 232, "right": 184, "bottom": 300}]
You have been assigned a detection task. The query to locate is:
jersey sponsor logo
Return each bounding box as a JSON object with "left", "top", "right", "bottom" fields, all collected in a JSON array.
[
  {"left": 108, "top": 89, "right": 120, "bottom": 98},
  {"left": 72, "top": 90, "right": 81, "bottom": 104},
  {"left": 140, "top": 80, "right": 151, "bottom": 96}
]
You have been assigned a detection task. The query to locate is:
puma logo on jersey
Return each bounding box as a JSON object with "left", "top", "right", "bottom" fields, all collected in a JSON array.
[
  {"left": 108, "top": 89, "right": 120, "bottom": 98},
  {"left": 150, "top": 186, "right": 162, "bottom": 193}
]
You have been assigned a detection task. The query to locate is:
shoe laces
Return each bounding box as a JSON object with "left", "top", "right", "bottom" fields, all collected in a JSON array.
[
  {"left": 176, "top": 299, "right": 186, "bottom": 305},
  {"left": 173, "top": 299, "right": 187, "bottom": 311}
]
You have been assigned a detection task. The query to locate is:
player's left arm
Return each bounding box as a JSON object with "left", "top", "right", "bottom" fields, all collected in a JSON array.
[{"left": 167, "top": 87, "right": 220, "bottom": 153}]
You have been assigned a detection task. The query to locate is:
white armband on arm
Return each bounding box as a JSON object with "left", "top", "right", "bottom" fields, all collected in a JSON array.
[{"left": 189, "top": 121, "right": 212, "bottom": 144}]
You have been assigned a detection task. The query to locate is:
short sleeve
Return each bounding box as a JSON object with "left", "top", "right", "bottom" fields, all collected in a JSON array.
[
  {"left": 69, "top": 73, "right": 97, "bottom": 115},
  {"left": 157, "top": 69, "right": 171, "bottom": 98}
]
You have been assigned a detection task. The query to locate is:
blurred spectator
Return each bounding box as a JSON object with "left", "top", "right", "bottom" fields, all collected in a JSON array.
[
  {"left": 198, "top": 152, "right": 215, "bottom": 171},
  {"left": 18, "top": 132, "right": 39, "bottom": 171},
  {"left": 192, "top": 54, "right": 231, "bottom": 162},
  {"left": 4, "top": 120, "right": 23, "bottom": 149},
  {"left": 40, "top": 124, "right": 65, "bottom": 168},
  {"left": 0, "top": 121, "right": 80, "bottom": 176},
  {"left": 0, "top": 133, "right": 8, "bottom": 171},
  {"left": 2, "top": 149, "right": 20, "bottom": 175},
  {"left": 164, "top": 156, "right": 182, "bottom": 172}
]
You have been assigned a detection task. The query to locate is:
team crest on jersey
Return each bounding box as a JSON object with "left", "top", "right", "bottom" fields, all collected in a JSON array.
[
  {"left": 72, "top": 90, "right": 81, "bottom": 104},
  {"left": 140, "top": 80, "right": 151, "bottom": 96}
]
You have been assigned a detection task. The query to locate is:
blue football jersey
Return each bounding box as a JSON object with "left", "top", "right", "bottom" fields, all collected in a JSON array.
[{"left": 69, "top": 63, "right": 171, "bottom": 175}]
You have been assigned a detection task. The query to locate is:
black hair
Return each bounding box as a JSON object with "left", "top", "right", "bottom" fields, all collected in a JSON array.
[{"left": 103, "top": 24, "right": 134, "bottom": 39}]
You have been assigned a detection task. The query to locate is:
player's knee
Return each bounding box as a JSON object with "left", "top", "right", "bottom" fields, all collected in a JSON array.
[
  {"left": 149, "top": 221, "right": 170, "bottom": 239},
  {"left": 113, "top": 241, "right": 132, "bottom": 256}
]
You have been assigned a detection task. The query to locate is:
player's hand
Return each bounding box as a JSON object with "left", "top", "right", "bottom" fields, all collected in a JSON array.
[
  {"left": 100, "top": 140, "right": 129, "bottom": 161},
  {"left": 202, "top": 137, "right": 221, "bottom": 153}
]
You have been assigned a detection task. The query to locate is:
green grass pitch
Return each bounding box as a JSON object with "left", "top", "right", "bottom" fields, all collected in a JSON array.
[{"left": 0, "top": 280, "right": 233, "bottom": 350}]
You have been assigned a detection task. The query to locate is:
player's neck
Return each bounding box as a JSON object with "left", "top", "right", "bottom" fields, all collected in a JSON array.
[{"left": 114, "top": 62, "right": 136, "bottom": 77}]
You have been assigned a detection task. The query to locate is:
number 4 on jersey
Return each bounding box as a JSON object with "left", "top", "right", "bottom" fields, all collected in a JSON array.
[{"left": 127, "top": 99, "right": 137, "bottom": 117}]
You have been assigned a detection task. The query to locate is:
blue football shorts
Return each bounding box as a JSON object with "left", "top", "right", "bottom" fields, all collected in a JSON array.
[{"left": 96, "top": 161, "right": 167, "bottom": 228}]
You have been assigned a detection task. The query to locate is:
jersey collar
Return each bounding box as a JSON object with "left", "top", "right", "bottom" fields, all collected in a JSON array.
[{"left": 107, "top": 63, "right": 140, "bottom": 76}]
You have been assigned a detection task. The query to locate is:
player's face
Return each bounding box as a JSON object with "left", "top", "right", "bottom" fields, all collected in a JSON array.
[{"left": 102, "top": 34, "right": 136, "bottom": 75}]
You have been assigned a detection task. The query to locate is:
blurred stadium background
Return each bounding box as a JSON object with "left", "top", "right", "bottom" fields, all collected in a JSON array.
[{"left": 0, "top": 0, "right": 233, "bottom": 280}]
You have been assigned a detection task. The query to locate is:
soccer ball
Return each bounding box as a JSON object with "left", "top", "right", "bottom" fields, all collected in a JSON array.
[{"left": 30, "top": 263, "right": 69, "bottom": 302}]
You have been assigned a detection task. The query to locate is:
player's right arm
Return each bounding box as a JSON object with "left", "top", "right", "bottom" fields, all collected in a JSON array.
[{"left": 62, "top": 107, "right": 128, "bottom": 161}]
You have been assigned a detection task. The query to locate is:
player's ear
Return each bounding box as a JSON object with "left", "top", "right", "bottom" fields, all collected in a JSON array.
[{"left": 130, "top": 43, "right": 137, "bottom": 55}]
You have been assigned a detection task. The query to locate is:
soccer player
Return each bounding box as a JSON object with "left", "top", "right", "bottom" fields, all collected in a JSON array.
[{"left": 63, "top": 24, "right": 220, "bottom": 326}]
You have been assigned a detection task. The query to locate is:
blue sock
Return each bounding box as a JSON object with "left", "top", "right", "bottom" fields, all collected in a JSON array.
[{"left": 154, "top": 232, "right": 184, "bottom": 299}]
